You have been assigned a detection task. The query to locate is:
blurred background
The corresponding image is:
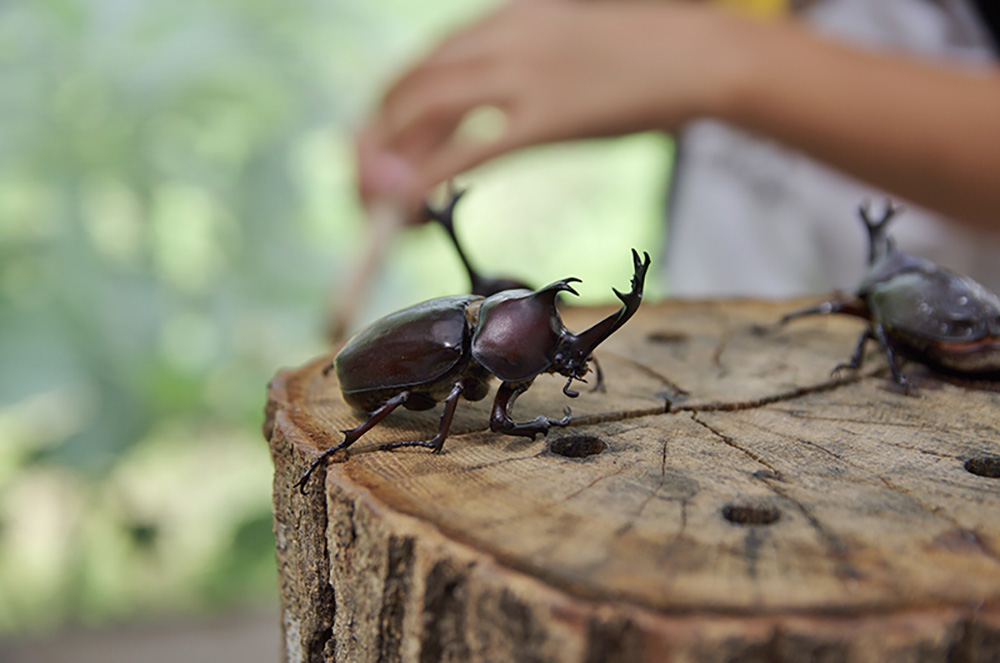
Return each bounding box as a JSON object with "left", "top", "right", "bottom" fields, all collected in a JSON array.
[{"left": 0, "top": 0, "right": 669, "bottom": 659}]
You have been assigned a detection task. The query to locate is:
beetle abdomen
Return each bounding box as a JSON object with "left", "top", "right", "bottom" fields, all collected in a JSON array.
[
  {"left": 867, "top": 267, "right": 1000, "bottom": 375},
  {"left": 867, "top": 269, "right": 1000, "bottom": 341},
  {"left": 915, "top": 337, "right": 1000, "bottom": 376},
  {"left": 335, "top": 295, "right": 481, "bottom": 399}
]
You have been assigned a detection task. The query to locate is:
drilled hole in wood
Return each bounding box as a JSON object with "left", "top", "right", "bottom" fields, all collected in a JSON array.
[
  {"left": 549, "top": 435, "right": 607, "bottom": 458},
  {"left": 722, "top": 502, "right": 781, "bottom": 526},
  {"left": 965, "top": 456, "right": 1000, "bottom": 479}
]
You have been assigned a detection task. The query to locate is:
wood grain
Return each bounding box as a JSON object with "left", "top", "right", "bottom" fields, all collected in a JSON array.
[{"left": 266, "top": 299, "right": 1000, "bottom": 662}]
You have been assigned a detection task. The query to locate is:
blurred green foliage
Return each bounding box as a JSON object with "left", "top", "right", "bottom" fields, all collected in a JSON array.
[{"left": 0, "top": 0, "right": 669, "bottom": 633}]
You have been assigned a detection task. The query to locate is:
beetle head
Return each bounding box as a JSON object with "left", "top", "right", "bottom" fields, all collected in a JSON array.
[
  {"left": 471, "top": 278, "right": 580, "bottom": 383},
  {"left": 552, "top": 250, "right": 651, "bottom": 396}
]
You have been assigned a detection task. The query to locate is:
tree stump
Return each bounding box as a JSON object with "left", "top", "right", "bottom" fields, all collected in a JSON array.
[{"left": 264, "top": 299, "right": 1000, "bottom": 663}]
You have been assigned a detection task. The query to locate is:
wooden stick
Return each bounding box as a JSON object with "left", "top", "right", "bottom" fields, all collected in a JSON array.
[{"left": 328, "top": 199, "right": 407, "bottom": 343}]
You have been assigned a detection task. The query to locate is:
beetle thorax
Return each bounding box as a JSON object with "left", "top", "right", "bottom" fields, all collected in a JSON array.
[{"left": 470, "top": 288, "right": 566, "bottom": 383}]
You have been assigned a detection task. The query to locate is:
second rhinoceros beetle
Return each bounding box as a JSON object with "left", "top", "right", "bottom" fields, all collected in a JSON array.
[
  {"left": 294, "top": 248, "right": 650, "bottom": 492},
  {"left": 782, "top": 201, "right": 1000, "bottom": 389}
]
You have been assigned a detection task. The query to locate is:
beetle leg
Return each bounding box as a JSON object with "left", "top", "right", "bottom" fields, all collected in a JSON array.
[
  {"left": 781, "top": 298, "right": 870, "bottom": 325},
  {"left": 832, "top": 329, "right": 875, "bottom": 376},
  {"left": 381, "top": 382, "right": 465, "bottom": 453},
  {"left": 294, "top": 391, "right": 412, "bottom": 493},
  {"left": 560, "top": 357, "right": 606, "bottom": 396},
  {"left": 589, "top": 355, "right": 606, "bottom": 393},
  {"left": 490, "top": 382, "right": 572, "bottom": 439},
  {"left": 871, "top": 323, "right": 911, "bottom": 392}
]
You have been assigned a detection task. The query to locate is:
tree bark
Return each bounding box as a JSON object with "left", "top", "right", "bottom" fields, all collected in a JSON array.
[{"left": 265, "top": 298, "right": 1000, "bottom": 663}]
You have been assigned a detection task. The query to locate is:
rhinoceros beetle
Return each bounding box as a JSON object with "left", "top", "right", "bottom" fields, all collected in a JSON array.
[
  {"left": 781, "top": 201, "right": 1000, "bottom": 390},
  {"left": 294, "top": 247, "right": 650, "bottom": 492}
]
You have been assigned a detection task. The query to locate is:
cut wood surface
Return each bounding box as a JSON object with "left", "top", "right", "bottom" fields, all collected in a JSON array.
[{"left": 265, "top": 298, "right": 1000, "bottom": 663}]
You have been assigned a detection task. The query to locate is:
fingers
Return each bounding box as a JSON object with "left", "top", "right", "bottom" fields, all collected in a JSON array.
[
  {"left": 356, "top": 5, "right": 532, "bottom": 202},
  {"left": 356, "top": 1, "right": 696, "bottom": 202},
  {"left": 386, "top": 64, "right": 507, "bottom": 157},
  {"left": 360, "top": 92, "right": 514, "bottom": 206}
]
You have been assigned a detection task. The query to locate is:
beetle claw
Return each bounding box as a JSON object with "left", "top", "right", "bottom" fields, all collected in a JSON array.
[
  {"left": 830, "top": 362, "right": 858, "bottom": 378},
  {"left": 294, "top": 450, "right": 332, "bottom": 495}
]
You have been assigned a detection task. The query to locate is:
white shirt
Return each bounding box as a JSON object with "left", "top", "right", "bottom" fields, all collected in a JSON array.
[{"left": 663, "top": 0, "right": 1000, "bottom": 298}]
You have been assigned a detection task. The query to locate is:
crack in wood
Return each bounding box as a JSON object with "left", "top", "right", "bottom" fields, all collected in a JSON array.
[
  {"left": 678, "top": 373, "right": 870, "bottom": 413},
  {"left": 377, "top": 535, "right": 415, "bottom": 663},
  {"left": 420, "top": 560, "right": 473, "bottom": 663},
  {"left": 559, "top": 464, "right": 631, "bottom": 503},
  {"left": 688, "top": 412, "right": 780, "bottom": 476},
  {"left": 768, "top": 409, "right": 937, "bottom": 428},
  {"left": 613, "top": 436, "right": 670, "bottom": 539},
  {"left": 569, "top": 407, "right": 673, "bottom": 428},
  {"left": 795, "top": 435, "right": 844, "bottom": 461}
]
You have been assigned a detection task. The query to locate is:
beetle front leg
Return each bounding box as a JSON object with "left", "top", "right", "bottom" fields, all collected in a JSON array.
[
  {"left": 490, "top": 382, "right": 572, "bottom": 439},
  {"left": 832, "top": 329, "right": 875, "bottom": 376},
  {"left": 589, "top": 356, "right": 606, "bottom": 393},
  {"left": 380, "top": 382, "right": 465, "bottom": 453},
  {"left": 294, "top": 390, "right": 412, "bottom": 493},
  {"left": 781, "top": 297, "right": 870, "bottom": 325},
  {"left": 872, "top": 323, "right": 911, "bottom": 392}
]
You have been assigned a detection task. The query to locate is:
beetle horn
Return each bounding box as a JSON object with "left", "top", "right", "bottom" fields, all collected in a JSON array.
[
  {"left": 555, "top": 250, "right": 650, "bottom": 376},
  {"left": 424, "top": 183, "right": 472, "bottom": 269},
  {"left": 424, "top": 184, "right": 533, "bottom": 296},
  {"left": 859, "top": 200, "right": 901, "bottom": 265}
]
